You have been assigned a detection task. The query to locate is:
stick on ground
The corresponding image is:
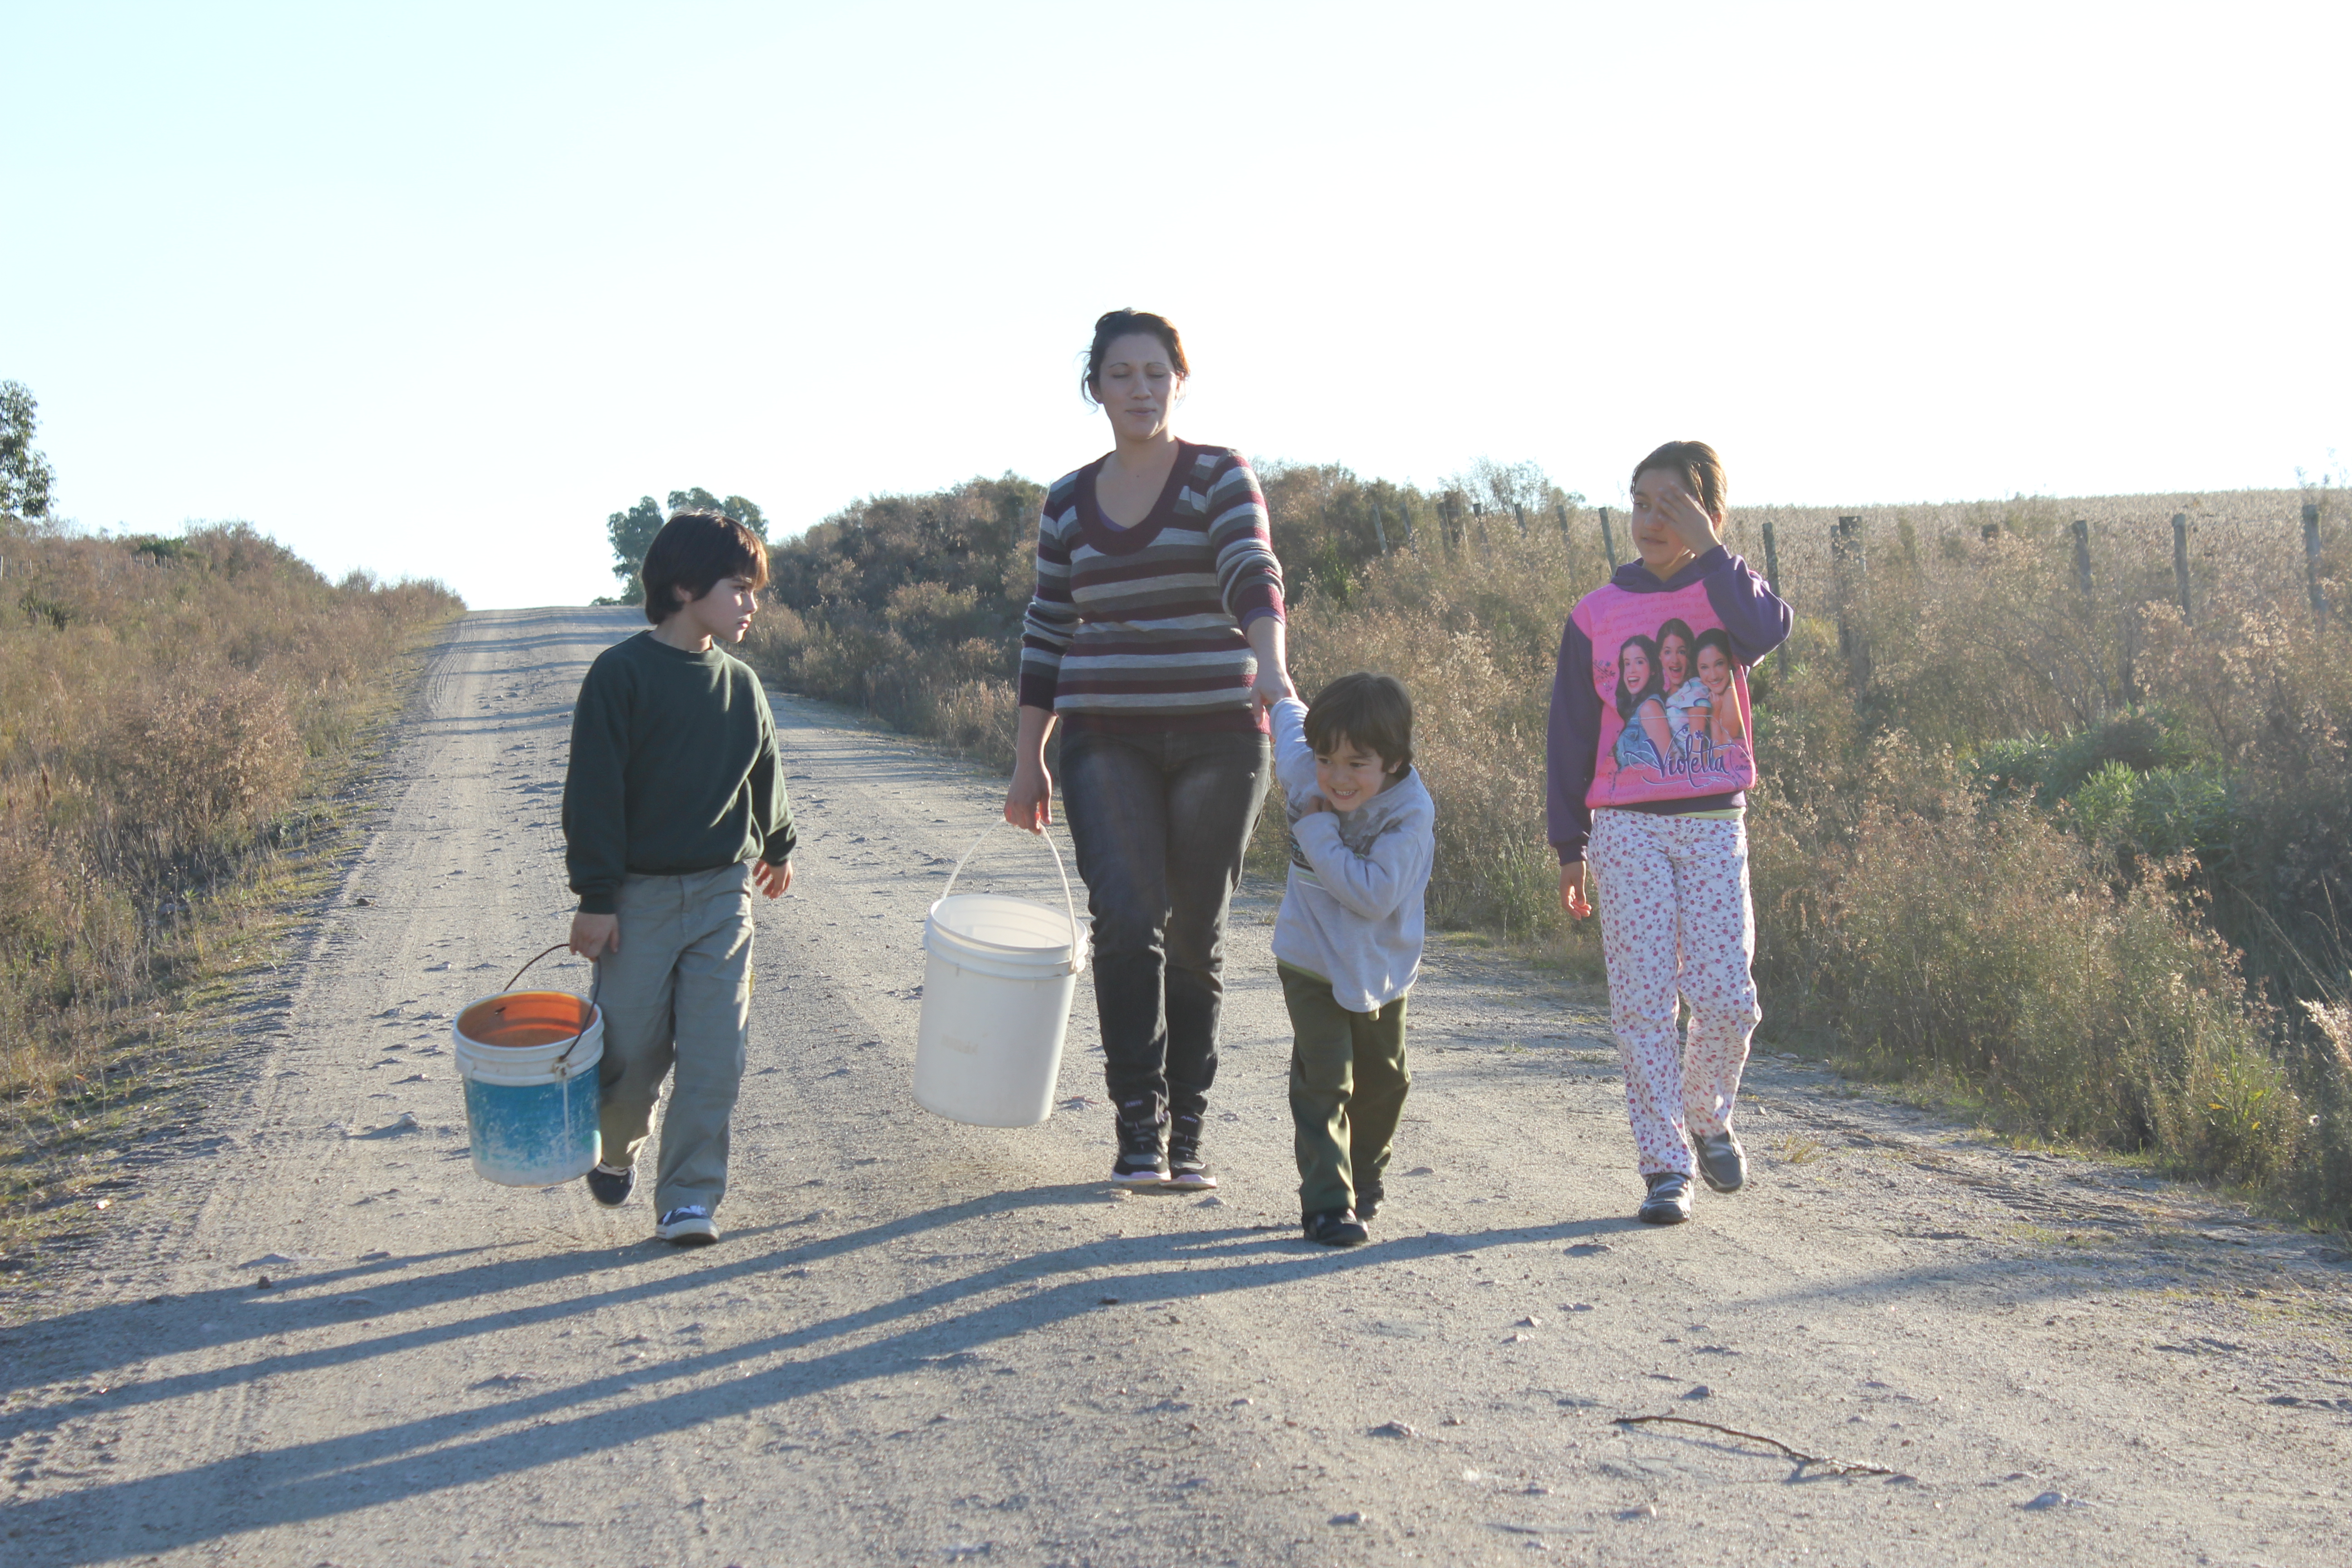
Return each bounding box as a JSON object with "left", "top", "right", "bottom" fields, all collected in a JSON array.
[{"left": 1614, "top": 1414, "right": 1898, "bottom": 1477}]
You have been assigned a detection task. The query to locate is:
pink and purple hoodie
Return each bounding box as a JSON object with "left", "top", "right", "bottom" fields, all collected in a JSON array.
[{"left": 1546, "top": 545, "right": 1792, "bottom": 864}]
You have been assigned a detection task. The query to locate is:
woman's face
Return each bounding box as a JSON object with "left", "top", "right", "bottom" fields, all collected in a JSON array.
[
  {"left": 1660, "top": 632, "right": 1690, "bottom": 685},
  {"left": 1619, "top": 644, "right": 1651, "bottom": 696},
  {"left": 1697, "top": 643, "right": 1731, "bottom": 694},
  {"left": 1094, "top": 333, "right": 1181, "bottom": 442}
]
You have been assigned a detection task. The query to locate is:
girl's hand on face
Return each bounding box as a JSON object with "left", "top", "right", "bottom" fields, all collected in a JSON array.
[
  {"left": 1653, "top": 480, "right": 1722, "bottom": 559},
  {"left": 1299, "top": 793, "right": 1332, "bottom": 816}
]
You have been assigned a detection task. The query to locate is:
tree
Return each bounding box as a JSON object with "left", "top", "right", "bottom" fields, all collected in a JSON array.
[
  {"left": 666, "top": 488, "right": 766, "bottom": 538},
  {"left": 0, "top": 381, "right": 57, "bottom": 519},
  {"left": 605, "top": 497, "right": 664, "bottom": 604},
  {"left": 605, "top": 487, "right": 770, "bottom": 605}
]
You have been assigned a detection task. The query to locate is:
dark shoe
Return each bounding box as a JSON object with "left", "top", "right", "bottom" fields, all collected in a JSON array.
[
  {"left": 1355, "top": 1183, "right": 1385, "bottom": 1220},
  {"left": 1166, "top": 1112, "right": 1217, "bottom": 1189},
  {"left": 657, "top": 1205, "right": 719, "bottom": 1246},
  {"left": 1637, "top": 1172, "right": 1693, "bottom": 1225},
  {"left": 1303, "top": 1209, "right": 1369, "bottom": 1247},
  {"left": 1112, "top": 1114, "right": 1168, "bottom": 1185},
  {"left": 1693, "top": 1131, "right": 1747, "bottom": 1193},
  {"left": 584, "top": 1161, "right": 635, "bottom": 1207}
]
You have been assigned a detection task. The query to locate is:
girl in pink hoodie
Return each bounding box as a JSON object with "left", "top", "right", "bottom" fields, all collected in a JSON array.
[{"left": 1546, "top": 441, "right": 1792, "bottom": 1225}]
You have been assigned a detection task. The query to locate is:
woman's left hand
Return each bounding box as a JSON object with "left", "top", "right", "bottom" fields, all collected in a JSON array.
[{"left": 1245, "top": 616, "right": 1294, "bottom": 706}]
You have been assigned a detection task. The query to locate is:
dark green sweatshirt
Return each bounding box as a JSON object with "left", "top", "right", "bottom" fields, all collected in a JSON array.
[{"left": 562, "top": 632, "right": 796, "bottom": 915}]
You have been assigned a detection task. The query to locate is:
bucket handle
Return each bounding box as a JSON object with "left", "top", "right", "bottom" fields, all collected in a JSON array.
[
  {"left": 496, "top": 943, "right": 602, "bottom": 1068},
  {"left": 940, "top": 820, "right": 1085, "bottom": 974}
]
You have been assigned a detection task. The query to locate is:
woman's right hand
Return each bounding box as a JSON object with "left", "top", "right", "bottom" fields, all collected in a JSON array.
[{"left": 1005, "top": 755, "right": 1054, "bottom": 833}]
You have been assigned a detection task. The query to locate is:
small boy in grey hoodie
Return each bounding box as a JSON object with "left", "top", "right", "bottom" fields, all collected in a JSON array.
[{"left": 1271, "top": 673, "right": 1436, "bottom": 1247}]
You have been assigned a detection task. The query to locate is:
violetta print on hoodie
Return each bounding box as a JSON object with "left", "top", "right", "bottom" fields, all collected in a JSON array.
[{"left": 1545, "top": 546, "right": 1793, "bottom": 864}]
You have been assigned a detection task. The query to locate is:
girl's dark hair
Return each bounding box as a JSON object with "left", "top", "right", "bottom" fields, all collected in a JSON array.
[
  {"left": 1615, "top": 634, "right": 1663, "bottom": 721},
  {"left": 1083, "top": 309, "right": 1188, "bottom": 404},
  {"left": 1632, "top": 440, "right": 1728, "bottom": 522},
  {"left": 641, "top": 511, "right": 769, "bottom": 625},
  {"left": 1693, "top": 627, "right": 1735, "bottom": 668},
  {"left": 1303, "top": 671, "right": 1414, "bottom": 773}
]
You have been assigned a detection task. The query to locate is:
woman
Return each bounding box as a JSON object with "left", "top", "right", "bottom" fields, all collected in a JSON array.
[{"left": 1005, "top": 309, "right": 1293, "bottom": 1189}]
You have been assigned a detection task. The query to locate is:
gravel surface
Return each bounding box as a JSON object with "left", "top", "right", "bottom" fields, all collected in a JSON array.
[{"left": 3, "top": 604, "right": 2348, "bottom": 1567}]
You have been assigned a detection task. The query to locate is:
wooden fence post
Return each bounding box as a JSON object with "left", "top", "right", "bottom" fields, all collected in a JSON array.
[
  {"left": 2172, "top": 512, "right": 2191, "bottom": 625},
  {"left": 2308, "top": 502, "right": 2329, "bottom": 627},
  {"left": 1832, "top": 515, "right": 1870, "bottom": 691},
  {"left": 1513, "top": 503, "right": 1528, "bottom": 537},
  {"left": 1554, "top": 500, "right": 1570, "bottom": 549},
  {"left": 1598, "top": 507, "right": 1619, "bottom": 568},
  {"left": 1371, "top": 503, "right": 1389, "bottom": 554},
  {"left": 2072, "top": 519, "right": 2093, "bottom": 601},
  {"left": 1761, "top": 520, "right": 1788, "bottom": 682}
]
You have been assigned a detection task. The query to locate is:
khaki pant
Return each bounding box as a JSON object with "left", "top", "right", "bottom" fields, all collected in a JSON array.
[
  {"left": 1280, "top": 963, "right": 1411, "bottom": 1220},
  {"left": 596, "top": 863, "right": 755, "bottom": 1214}
]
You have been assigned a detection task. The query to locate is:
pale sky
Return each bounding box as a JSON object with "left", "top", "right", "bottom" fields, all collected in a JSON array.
[{"left": 6, "top": 1, "right": 2346, "bottom": 608}]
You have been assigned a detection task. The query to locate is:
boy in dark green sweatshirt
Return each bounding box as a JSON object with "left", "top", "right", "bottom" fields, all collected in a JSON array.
[{"left": 562, "top": 511, "right": 794, "bottom": 1246}]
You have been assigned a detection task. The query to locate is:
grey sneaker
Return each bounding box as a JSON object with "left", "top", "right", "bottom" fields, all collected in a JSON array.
[
  {"left": 657, "top": 1205, "right": 719, "bottom": 1246},
  {"left": 1693, "top": 1131, "right": 1747, "bottom": 1194},
  {"left": 1637, "top": 1172, "right": 1693, "bottom": 1225}
]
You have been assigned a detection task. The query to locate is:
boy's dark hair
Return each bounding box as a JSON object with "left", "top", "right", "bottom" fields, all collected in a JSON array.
[
  {"left": 1631, "top": 439, "right": 1728, "bottom": 522},
  {"left": 1303, "top": 671, "right": 1414, "bottom": 773},
  {"left": 1083, "top": 308, "right": 1188, "bottom": 404},
  {"left": 641, "top": 511, "right": 769, "bottom": 625}
]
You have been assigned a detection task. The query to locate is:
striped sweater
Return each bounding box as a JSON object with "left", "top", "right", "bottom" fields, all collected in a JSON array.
[{"left": 1018, "top": 441, "right": 1286, "bottom": 734}]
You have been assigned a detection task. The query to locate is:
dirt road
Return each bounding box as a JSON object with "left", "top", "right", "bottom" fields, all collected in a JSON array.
[{"left": 4, "top": 605, "right": 2348, "bottom": 1567}]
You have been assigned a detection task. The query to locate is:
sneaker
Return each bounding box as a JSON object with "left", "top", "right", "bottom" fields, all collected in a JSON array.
[
  {"left": 1166, "top": 1112, "right": 1217, "bottom": 1189},
  {"left": 1303, "top": 1208, "right": 1369, "bottom": 1247},
  {"left": 1111, "top": 1116, "right": 1168, "bottom": 1185},
  {"left": 1692, "top": 1130, "right": 1747, "bottom": 1194},
  {"left": 1637, "top": 1171, "right": 1693, "bottom": 1225},
  {"left": 1355, "top": 1182, "right": 1385, "bottom": 1221},
  {"left": 657, "top": 1205, "right": 720, "bottom": 1246},
  {"left": 584, "top": 1161, "right": 635, "bottom": 1207}
]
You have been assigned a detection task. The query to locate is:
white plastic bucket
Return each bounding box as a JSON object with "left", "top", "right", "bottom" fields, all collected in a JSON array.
[
  {"left": 452, "top": 987, "right": 604, "bottom": 1186},
  {"left": 913, "top": 822, "right": 1090, "bottom": 1127}
]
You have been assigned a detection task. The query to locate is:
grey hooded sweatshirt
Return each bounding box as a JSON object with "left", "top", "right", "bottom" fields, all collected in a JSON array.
[{"left": 1269, "top": 697, "right": 1436, "bottom": 1013}]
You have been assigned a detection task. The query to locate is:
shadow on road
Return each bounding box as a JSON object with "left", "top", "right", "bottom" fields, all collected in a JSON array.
[{"left": 6, "top": 1189, "right": 2129, "bottom": 1561}]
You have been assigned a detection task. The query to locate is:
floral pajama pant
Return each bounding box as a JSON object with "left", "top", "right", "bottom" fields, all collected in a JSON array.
[{"left": 1588, "top": 808, "right": 1762, "bottom": 1177}]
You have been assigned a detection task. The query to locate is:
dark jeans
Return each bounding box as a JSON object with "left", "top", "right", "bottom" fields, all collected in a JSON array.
[
  {"left": 1280, "top": 963, "right": 1411, "bottom": 1219},
  {"left": 1060, "top": 726, "right": 1271, "bottom": 1129}
]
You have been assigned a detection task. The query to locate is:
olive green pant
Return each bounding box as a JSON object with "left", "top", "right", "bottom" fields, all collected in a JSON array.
[
  {"left": 1280, "top": 964, "right": 1411, "bottom": 1220},
  {"left": 595, "top": 863, "right": 755, "bottom": 1215}
]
